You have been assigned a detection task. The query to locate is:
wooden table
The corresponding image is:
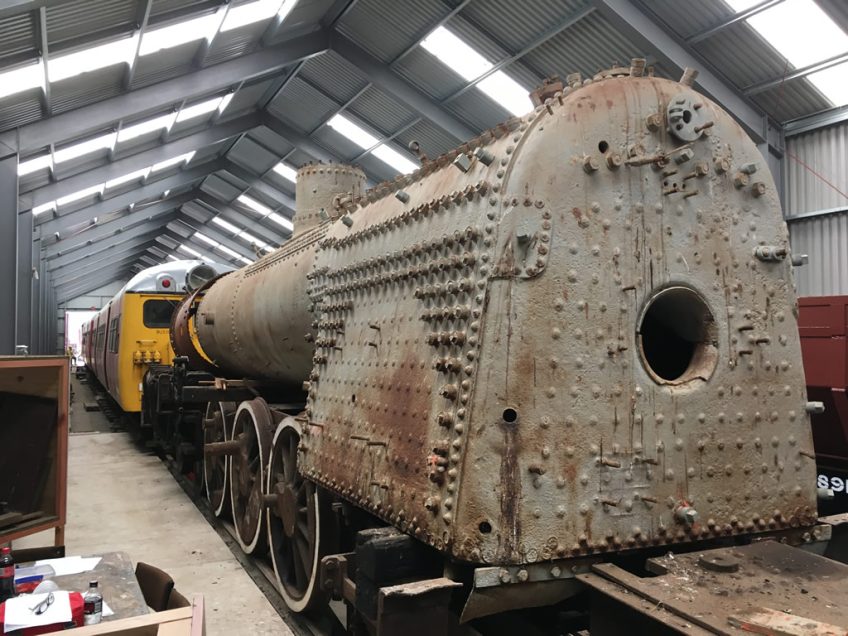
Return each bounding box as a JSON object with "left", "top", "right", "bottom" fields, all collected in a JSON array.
[{"left": 48, "top": 551, "right": 148, "bottom": 622}]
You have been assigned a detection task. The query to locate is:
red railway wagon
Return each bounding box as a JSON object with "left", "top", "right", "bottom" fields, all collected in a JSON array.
[{"left": 799, "top": 296, "right": 848, "bottom": 515}]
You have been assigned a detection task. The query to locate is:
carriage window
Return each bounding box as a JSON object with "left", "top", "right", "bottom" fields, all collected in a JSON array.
[
  {"left": 108, "top": 318, "right": 119, "bottom": 353},
  {"left": 143, "top": 299, "right": 176, "bottom": 328}
]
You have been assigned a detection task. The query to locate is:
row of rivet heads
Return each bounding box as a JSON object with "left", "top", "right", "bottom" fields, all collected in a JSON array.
[
  {"left": 324, "top": 183, "right": 490, "bottom": 249},
  {"left": 354, "top": 117, "right": 523, "bottom": 210},
  {"left": 303, "top": 465, "right": 454, "bottom": 551}
]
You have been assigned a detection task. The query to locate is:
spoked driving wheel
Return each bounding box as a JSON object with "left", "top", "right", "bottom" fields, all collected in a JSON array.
[
  {"left": 229, "top": 398, "right": 274, "bottom": 554},
  {"left": 203, "top": 401, "right": 236, "bottom": 517},
  {"left": 266, "top": 418, "right": 327, "bottom": 612}
]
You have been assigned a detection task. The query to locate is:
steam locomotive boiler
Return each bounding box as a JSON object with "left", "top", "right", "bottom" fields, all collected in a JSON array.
[{"left": 152, "top": 61, "right": 841, "bottom": 632}]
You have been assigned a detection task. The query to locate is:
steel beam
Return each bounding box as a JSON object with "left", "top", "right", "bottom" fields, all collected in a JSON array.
[
  {"left": 46, "top": 212, "right": 181, "bottom": 263},
  {"left": 0, "top": 153, "right": 17, "bottom": 354},
  {"left": 196, "top": 191, "right": 288, "bottom": 244},
  {"left": 784, "top": 105, "right": 848, "bottom": 137},
  {"left": 36, "top": 159, "right": 226, "bottom": 236},
  {"left": 52, "top": 241, "right": 164, "bottom": 286},
  {"left": 686, "top": 0, "right": 783, "bottom": 45},
  {"left": 591, "top": 0, "right": 768, "bottom": 143},
  {"left": 786, "top": 205, "right": 848, "bottom": 223},
  {"left": 56, "top": 268, "right": 132, "bottom": 303},
  {"left": 330, "top": 34, "right": 476, "bottom": 142},
  {"left": 49, "top": 230, "right": 168, "bottom": 274},
  {"left": 22, "top": 113, "right": 261, "bottom": 211},
  {"left": 0, "top": 31, "right": 330, "bottom": 154},
  {"left": 224, "top": 160, "right": 296, "bottom": 211},
  {"left": 744, "top": 52, "right": 848, "bottom": 96},
  {"left": 43, "top": 192, "right": 196, "bottom": 255}
]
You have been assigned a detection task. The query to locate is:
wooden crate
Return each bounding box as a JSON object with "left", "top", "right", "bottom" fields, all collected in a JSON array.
[{"left": 0, "top": 356, "right": 69, "bottom": 547}]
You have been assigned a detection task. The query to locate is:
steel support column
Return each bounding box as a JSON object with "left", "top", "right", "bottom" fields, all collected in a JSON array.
[
  {"left": 0, "top": 153, "right": 17, "bottom": 354},
  {"left": 16, "top": 209, "right": 32, "bottom": 349}
]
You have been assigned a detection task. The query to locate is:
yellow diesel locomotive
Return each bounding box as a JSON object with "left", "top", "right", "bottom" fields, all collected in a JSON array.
[{"left": 81, "top": 260, "right": 232, "bottom": 415}]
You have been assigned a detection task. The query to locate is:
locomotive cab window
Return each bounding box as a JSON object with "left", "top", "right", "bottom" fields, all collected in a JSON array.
[{"left": 143, "top": 299, "right": 177, "bottom": 329}]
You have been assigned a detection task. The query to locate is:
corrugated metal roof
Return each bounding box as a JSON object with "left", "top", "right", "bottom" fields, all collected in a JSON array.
[
  {"left": 393, "top": 119, "right": 458, "bottom": 159},
  {"left": 51, "top": 67, "right": 125, "bottom": 115},
  {"left": 268, "top": 75, "right": 339, "bottom": 132},
  {"left": 130, "top": 42, "right": 201, "bottom": 89},
  {"left": 641, "top": 0, "right": 732, "bottom": 40},
  {"left": 336, "top": 0, "right": 447, "bottom": 62},
  {"left": 753, "top": 79, "right": 833, "bottom": 124},
  {"left": 0, "top": 12, "right": 36, "bottom": 65},
  {"left": 228, "top": 135, "right": 279, "bottom": 173},
  {"left": 460, "top": 0, "right": 589, "bottom": 54},
  {"left": 393, "top": 47, "right": 465, "bottom": 101},
  {"left": 300, "top": 50, "right": 369, "bottom": 104},
  {"left": 203, "top": 20, "right": 265, "bottom": 66},
  {"left": 348, "top": 86, "right": 415, "bottom": 135},
  {"left": 150, "top": 0, "right": 222, "bottom": 21},
  {"left": 46, "top": 0, "right": 137, "bottom": 48}
]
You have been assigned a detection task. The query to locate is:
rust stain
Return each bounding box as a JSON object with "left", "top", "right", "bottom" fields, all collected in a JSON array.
[{"left": 498, "top": 417, "right": 521, "bottom": 560}]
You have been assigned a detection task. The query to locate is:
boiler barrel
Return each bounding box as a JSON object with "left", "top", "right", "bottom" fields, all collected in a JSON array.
[{"left": 188, "top": 164, "right": 366, "bottom": 386}]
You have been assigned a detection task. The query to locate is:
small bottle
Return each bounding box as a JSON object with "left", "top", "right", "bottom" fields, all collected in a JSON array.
[
  {"left": 0, "top": 547, "right": 14, "bottom": 602},
  {"left": 83, "top": 580, "right": 102, "bottom": 625}
]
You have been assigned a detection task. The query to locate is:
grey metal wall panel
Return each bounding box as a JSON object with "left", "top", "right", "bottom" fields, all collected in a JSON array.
[
  {"left": 785, "top": 121, "right": 848, "bottom": 216},
  {"left": 789, "top": 214, "right": 848, "bottom": 296}
]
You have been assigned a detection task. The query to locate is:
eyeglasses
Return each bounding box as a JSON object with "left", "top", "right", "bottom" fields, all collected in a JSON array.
[{"left": 29, "top": 592, "right": 54, "bottom": 615}]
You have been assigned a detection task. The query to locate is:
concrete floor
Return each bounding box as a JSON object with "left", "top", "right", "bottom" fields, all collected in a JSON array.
[{"left": 15, "top": 377, "right": 294, "bottom": 635}]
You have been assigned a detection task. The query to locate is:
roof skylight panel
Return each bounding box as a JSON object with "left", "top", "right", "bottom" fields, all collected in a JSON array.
[
  {"left": 327, "top": 114, "right": 418, "bottom": 174},
  {"left": 744, "top": 0, "right": 848, "bottom": 68},
  {"left": 178, "top": 244, "right": 203, "bottom": 258},
  {"left": 212, "top": 217, "right": 241, "bottom": 233},
  {"left": 237, "top": 194, "right": 272, "bottom": 216},
  {"left": 48, "top": 35, "right": 138, "bottom": 83},
  {"left": 808, "top": 61, "right": 848, "bottom": 106},
  {"left": 216, "top": 244, "right": 241, "bottom": 259},
  {"left": 218, "top": 93, "right": 234, "bottom": 114},
  {"left": 237, "top": 256, "right": 254, "bottom": 265},
  {"left": 32, "top": 202, "right": 56, "bottom": 217},
  {"left": 272, "top": 162, "right": 297, "bottom": 182},
  {"left": 105, "top": 167, "right": 150, "bottom": 189},
  {"left": 56, "top": 183, "right": 104, "bottom": 207},
  {"left": 0, "top": 61, "right": 44, "bottom": 99},
  {"left": 221, "top": 0, "right": 282, "bottom": 32},
  {"left": 194, "top": 232, "right": 219, "bottom": 247},
  {"left": 118, "top": 113, "right": 177, "bottom": 143},
  {"left": 372, "top": 145, "right": 418, "bottom": 174},
  {"left": 420, "top": 26, "right": 532, "bottom": 117},
  {"left": 18, "top": 154, "right": 53, "bottom": 176},
  {"left": 151, "top": 152, "right": 196, "bottom": 173},
  {"left": 54, "top": 132, "right": 116, "bottom": 164},
  {"left": 277, "top": 0, "right": 299, "bottom": 21},
  {"left": 237, "top": 230, "right": 268, "bottom": 249},
  {"left": 139, "top": 11, "right": 224, "bottom": 55},
  {"left": 267, "top": 212, "right": 293, "bottom": 231},
  {"left": 167, "top": 254, "right": 179, "bottom": 261},
  {"left": 176, "top": 97, "right": 224, "bottom": 123}
]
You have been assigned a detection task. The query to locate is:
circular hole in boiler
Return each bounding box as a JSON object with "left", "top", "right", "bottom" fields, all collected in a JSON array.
[
  {"left": 637, "top": 286, "right": 717, "bottom": 385},
  {"left": 598, "top": 140, "right": 609, "bottom": 153},
  {"left": 502, "top": 408, "right": 518, "bottom": 423},
  {"left": 479, "top": 521, "right": 492, "bottom": 534},
  {"left": 351, "top": 394, "right": 356, "bottom": 404},
  {"left": 682, "top": 110, "right": 692, "bottom": 123}
]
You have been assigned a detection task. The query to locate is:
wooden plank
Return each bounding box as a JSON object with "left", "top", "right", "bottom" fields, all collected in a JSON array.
[
  {"left": 728, "top": 607, "right": 846, "bottom": 636},
  {"left": 63, "top": 607, "right": 193, "bottom": 635}
]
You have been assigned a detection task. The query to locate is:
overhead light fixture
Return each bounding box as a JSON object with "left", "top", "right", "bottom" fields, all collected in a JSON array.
[
  {"left": 18, "top": 153, "right": 53, "bottom": 176},
  {"left": 32, "top": 201, "right": 56, "bottom": 216},
  {"left": 139, "top": 11, "right": 224, "bottom": 56},
  {"left": 327, "top": 114, "right": 418, "bottom": 174},
  {"left": 267, "top": 211, "right": 293, "bottom": 232},
  {"left": 212, "top": 217, "right": 240, "bottom": 233},
  {"left": 48, "top": 34, "right": 138, "bottom": 83},
  {"left": 54, "top": 132, "right": 117, "bottom": 164},
  {"left": 221, "top": 0, "right": 281, "bottom": 32},
  {"left": 420, "top": 26, "right": 532, "bottom": 116},
  {"left": 176, "top": 97, "right": 224, "bottom": 123},
  {"left": 151, "top": 151, "right": 195, "bottom": 172},
  {"left": 118, "top": 112, "right": 177, "bottom": 143},
  {"left": 272, "top": 162, "right": 297, "bottom": 182},
  {"left": 0, "top": 60, "right": 44, "bottom": 99}
]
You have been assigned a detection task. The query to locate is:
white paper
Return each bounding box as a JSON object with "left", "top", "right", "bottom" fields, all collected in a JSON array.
[
  {"left": 3, "top": 591, "right": 73, "bottom": 633},
  {"left": 102, "top": 600, "right": 114, "bottom": 618},
  {"left": 34, "top": 556, "right": 102, "bottom": 577}
]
